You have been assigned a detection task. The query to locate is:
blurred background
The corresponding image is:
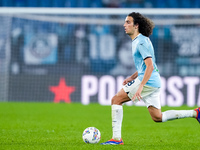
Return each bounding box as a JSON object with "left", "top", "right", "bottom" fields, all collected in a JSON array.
[
  {"left": 0, "top": 0, "right": 199, "bottom": 106},
  {"left": 0, "top": 0, "right": 200, "bottom": 8}
]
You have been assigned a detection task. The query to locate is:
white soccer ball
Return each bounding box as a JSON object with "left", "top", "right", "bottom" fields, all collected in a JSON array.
[{"left": 82, "top": 127, "right": 101, "bottom": 144}]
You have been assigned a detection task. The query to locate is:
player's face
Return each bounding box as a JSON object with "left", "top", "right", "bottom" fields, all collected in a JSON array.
[{"left": 124, "top": 16, "right": 138, "bottom": 36}]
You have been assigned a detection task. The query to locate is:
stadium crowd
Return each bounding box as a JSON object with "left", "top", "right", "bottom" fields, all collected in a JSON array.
[{"left": 0, "top": 0, "right": 200, "bottom": 8}]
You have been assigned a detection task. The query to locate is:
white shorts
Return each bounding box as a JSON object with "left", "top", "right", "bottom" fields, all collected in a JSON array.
[{"left": 123, "top": 78, "right": 161, "bottom": 109}]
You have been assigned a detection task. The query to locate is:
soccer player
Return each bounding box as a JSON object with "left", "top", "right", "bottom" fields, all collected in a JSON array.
[{"left": 101, "top": 12, "right": 200, "bottom": 145}]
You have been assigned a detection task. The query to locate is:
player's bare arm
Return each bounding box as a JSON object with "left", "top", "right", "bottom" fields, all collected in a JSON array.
[
  {"left": 140, "top": 57, "right": 154, "bottom": 86},
  {"left": 132, "top": 58, "right": 154, "bottom": 101}
]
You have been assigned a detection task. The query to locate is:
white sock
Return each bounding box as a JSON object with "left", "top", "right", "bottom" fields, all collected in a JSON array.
[
  {"left": 112, "top": 104, "right": 123, "bottom": 140},
  {"left": 162, "top": 110, "right": 195, "bottom": 122}
]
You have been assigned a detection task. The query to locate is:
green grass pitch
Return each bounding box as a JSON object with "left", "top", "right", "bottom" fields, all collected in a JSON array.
[{"left": 0, "top": 102, "right": 199, "bottom": 150}]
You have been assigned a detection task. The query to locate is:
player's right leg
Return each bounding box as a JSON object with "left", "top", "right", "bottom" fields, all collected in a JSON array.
[
  {"left": 161, "top": 109, "right": 197, "bottom": 122},
  {"left": 143, "top": 88, "right": 199, "bottom": 123},
  {"left": 194, "top": 107, "right": 200, "bottom": 123},
  {"left": 148, "top": 106, "right": 199, "bottom": 123}
]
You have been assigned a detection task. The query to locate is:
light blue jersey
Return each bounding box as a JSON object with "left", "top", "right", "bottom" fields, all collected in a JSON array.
[{"left": 132, "top": 34, "right": 161, "bottom": 88}]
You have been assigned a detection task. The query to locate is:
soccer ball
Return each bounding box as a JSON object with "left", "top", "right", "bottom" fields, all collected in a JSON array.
[{"left": 82, "top": 127, "right": 101, "bottom": 144}]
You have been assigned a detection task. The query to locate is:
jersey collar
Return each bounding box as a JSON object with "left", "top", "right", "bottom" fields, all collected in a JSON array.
[{"left": 132, "top": 33, "right": 141, "bottom": 42}]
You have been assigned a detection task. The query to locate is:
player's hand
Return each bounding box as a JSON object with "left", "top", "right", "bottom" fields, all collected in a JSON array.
[
  {"left": 123, "top": 76, "right": 133, "bottom": 85},
  {"left": 132, "top": 86, "right": 143, "bottom": 101}
]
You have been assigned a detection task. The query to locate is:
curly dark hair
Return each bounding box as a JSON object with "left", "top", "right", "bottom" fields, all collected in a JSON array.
[{"left": 128, "top": 12, "right": 154, "bottom": 37}]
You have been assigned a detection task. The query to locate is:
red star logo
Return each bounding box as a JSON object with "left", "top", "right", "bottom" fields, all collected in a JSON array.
[{"left": 49, "top": 78, "right": 76, "bottom": 103}]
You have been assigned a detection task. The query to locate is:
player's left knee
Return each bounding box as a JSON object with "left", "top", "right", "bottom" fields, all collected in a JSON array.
[{"left": 111, "top": 96, "right": 121, "bottom": 105}]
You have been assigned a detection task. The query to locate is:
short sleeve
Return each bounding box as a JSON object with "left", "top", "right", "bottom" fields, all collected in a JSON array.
[{"left": 138, "top": 43, "right": 152, "bottom": 60}]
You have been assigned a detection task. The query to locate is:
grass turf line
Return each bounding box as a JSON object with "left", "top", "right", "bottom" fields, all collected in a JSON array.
[{"left": 0, "top": 102, "right": 199, "bottom": 150}]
